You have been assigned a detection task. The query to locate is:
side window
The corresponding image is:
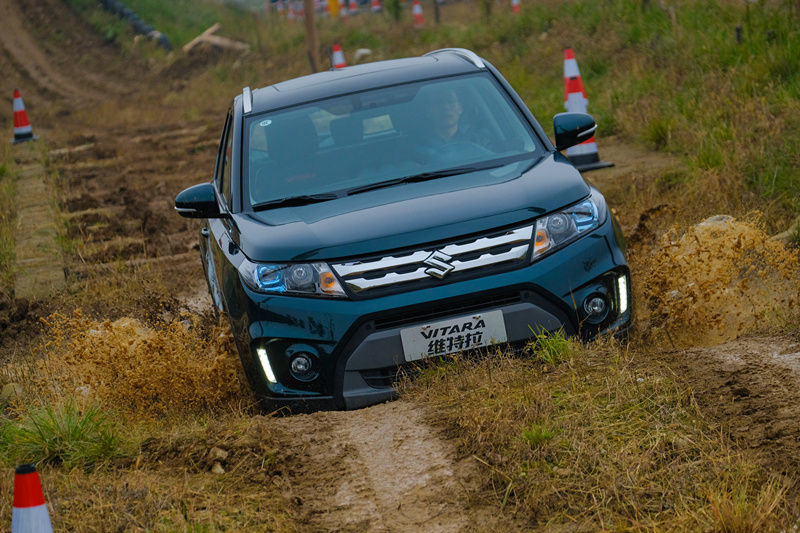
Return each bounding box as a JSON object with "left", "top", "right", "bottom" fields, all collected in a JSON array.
[
  {"left": 221, "top": 115, "right": 233, "bottom": 207},
  {"left": 214, "top": 111, "right": 231, "bottom": 185},
  {"left": 215, "top": 110, "right": 234, "bottom": 209}
]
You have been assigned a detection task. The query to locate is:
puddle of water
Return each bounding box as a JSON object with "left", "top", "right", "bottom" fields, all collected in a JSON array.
[
  {"left": 639, "top": 215, "right": 799, "bottom": 347},
  {"left": 29, "top": 311, "right": 249, "bottom": 417}
]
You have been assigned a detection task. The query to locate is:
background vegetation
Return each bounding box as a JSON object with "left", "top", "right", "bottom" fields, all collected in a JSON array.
[{"left": 66, "top": 0, "right": 800, "bottom": 228}]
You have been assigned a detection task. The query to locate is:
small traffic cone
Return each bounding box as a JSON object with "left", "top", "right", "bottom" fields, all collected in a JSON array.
[
  {"left": 11, "top": 89, "right": 36, "bottom": 144},
  {"left": 331, "top": 44, "right": 346, "bottom": 68},
  {"left": 338, "top": 0, "right": 348, "bottom": 18},
  {"left": 371, "top": 0, "right": 381, "bottom": 13},
  {"left": 510, "top": 0, "right": 520, "bottom": 14},
  {"left": 412, "top": 0, "right": 425, "bottom": 27},
  {"left": 348, "top": 0, "right": 359, "bottom": 15},
  {"left": 563, "top": 49, "right": 613, "bottom": 171},
  {"left": 276, "top": 0, "right": 286, "bottom": 17},
  {"left": 11, "top": 464, "right": 53, "bottom": 533}
]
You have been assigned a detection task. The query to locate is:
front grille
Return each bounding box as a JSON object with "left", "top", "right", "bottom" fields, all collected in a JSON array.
[
  {"left": 360, "top": 367, "right": 400, "bottom": 388},
  {"left": 332, "top": 225, "right": 533, "bottom": 296},
  {"left": 373, "top": 293, "right": 522, "bottom": 330}
]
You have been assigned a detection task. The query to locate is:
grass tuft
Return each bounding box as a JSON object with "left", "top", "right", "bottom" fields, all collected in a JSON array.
[
  {"left": 521, "top": 424, "right": 557, "bottom": 449},
  {"left": 0, "top": 401, "right": 133, "bottom": 469},
  {"left": 526, "top": 328, "right": 572, "bottom": 365}
]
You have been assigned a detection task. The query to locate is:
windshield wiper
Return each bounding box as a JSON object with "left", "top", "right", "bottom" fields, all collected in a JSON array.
[
  {"left": 346, "top": 163, "right": 502, "bottom": 196},
  {"left": 252, "top": 192, "right": 340, "bottom": 211},
  {"left": 345, "top": 153, "right": 540, "bottom": 196}
]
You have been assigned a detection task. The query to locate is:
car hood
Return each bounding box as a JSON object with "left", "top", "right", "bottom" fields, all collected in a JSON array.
[{"left": 233, "top": 153, "right": 590, "bottom": 262}]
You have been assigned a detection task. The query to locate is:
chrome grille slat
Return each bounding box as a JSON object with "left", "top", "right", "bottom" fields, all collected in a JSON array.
[{"left": 332, "top": 225, "right": 533, "bottom": 294}]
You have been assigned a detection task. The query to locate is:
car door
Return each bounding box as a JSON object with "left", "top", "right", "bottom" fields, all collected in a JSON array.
[{"left": 202, "top": 108, "right": 234, "bottom": 313}]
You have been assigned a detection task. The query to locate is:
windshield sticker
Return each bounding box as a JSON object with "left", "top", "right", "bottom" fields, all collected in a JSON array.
[{"left": 259, "top": 119, "right": 272, "bottom": 127}]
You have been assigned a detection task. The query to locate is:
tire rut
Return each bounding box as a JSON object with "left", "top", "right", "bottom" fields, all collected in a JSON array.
[
  {"left": 275, "top": 400, "right": 508, "bottom": 532},
  {"left": 659, "top": 335, "right": 800, "bottom": 475}
]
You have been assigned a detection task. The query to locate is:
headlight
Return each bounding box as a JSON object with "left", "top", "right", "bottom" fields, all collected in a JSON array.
[
  {"left": 533, "top": 194, "right": 605, "bottom": 259},
  {"left": 238, "top": 259, "right": 347, "bottom": 297}
]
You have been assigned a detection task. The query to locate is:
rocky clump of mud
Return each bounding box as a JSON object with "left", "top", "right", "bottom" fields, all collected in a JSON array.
[
  {"left": 640, "top": 215, "right": 799, "bottom": 347},
  {"left": 0, "top": 297, "right": 41, "bottom": 346},
  {"left": 21, "top": 311, "right": 251, "bottom": 417}
]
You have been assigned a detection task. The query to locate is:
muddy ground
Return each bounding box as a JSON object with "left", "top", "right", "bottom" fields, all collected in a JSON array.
[{"left": 1, "top": 0, "right": 799, "bottom": 530}]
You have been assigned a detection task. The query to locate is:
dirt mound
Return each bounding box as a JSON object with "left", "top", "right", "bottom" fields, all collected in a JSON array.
[
  {"left": 0, "top": 0, "right": 142, "bottom": 108},
  {"left": 23, "top": 311, "right": 251, "bottom": 417},
  {"left": 638, "top": 215, "right": 799, "bottom": 347},
  {"left": 0, "top": 297, "right": 42, "bottom": 350}
]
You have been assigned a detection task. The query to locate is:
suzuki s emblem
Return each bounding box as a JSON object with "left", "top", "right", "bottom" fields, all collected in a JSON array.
[{"left": 423, "top": 250, "right": 455, "bottom": 279}]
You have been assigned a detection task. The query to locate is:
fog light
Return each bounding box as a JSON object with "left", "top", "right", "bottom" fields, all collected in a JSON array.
[
  {"left": 256, "top": 347, "right": 277, "bottom": 383},
  {"left": 583, "top": 295, "right": 608, "bottom": 324},
  {"left": 290, "top": 353, "right": 316, "bottom": 381}
]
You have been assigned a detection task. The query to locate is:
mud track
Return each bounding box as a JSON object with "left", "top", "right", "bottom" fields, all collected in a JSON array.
[
  {"left": 275, "top": 400, "right": 514, "bottom": 532},
  {"left": 661, "top": 336, "right": 800, "bottom": 475}
]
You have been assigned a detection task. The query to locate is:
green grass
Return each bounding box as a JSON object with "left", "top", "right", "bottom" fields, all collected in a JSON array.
[
  {"left": 0, "top": 401, "right": 134, "bottom": 470},
  {"left": 66, "top": 0, "right": 255, "bottom": 49},
  {"left": 59, "top": 0, "right": 800, "bottom": 226},
  {"left": 526, "top": 328, "right": 573, "bottom": 365}
]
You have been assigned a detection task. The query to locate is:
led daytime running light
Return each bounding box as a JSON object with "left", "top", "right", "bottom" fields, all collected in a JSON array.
[{"left": 617, "top": 274, "right": 628, "bottom": 314}]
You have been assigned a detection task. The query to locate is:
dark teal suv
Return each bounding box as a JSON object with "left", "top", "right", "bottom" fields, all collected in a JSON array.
[{"left": 175, "top": 48, "right": 631, "bottom": 411}]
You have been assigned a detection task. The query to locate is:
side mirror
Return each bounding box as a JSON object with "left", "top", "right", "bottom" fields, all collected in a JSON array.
[
  {"left": 175, "top": 183, "right": 223, "bottom": 219},
  {"left": 553, "top": 112, "right": 597, "bottom": 151}
]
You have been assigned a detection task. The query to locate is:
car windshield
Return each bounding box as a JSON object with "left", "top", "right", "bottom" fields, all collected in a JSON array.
[{"left": 244, "top": 73, "right": 541, "bottom": 208}]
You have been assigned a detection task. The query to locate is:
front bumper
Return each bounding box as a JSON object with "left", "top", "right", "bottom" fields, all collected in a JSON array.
[{"left": 222, "top": 218, "right": 631, "bottom": 412}]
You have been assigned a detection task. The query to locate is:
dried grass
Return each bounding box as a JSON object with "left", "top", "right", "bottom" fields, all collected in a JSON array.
[
  {"left": 403, "top": 342, "right": 797, "bottom": 530},
  {"left": 0, "top": 413, "right": 297, "bottom": 532}
]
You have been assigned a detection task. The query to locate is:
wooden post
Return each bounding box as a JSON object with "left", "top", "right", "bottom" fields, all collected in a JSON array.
[{"left": 304, "top": 0, "right": 320, "bottom": 72}]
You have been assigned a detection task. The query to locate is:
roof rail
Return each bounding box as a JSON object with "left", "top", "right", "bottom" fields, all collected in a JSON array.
[
  {"left": 242, "top": 86, "right": 253, "bottom": 114},
  {"left": 424, "top": 48, "right": 485, "bottom": 68}
]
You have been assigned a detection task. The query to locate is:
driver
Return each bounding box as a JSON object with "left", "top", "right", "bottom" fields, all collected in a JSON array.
[{"left": 426, "top": 88, "right": 464, "bottom": 144}]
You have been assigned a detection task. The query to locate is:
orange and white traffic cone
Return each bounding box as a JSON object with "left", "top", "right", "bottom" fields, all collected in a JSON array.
[
  {"left": 510, "top": 0, "right": 520, "bottom": 14},
  {"left": 338, "top": 0, "right": 348, "bottom": 18},
  {"left": 563, "top": 48, "right": 612, "bottom": 171},
  {"left": 412, "top": 0, "right": 425, "bottom": 27},
  {"left": 11, "top": 464, "right": 53, "bottom": 533},
  {"left": 348, "top": 0, "right": 359, "bottom": 15},
  {"left": 371, "top": 0, "right": 381, "bottom": 13},
  {"left": 331, "top": 44, "right": 346, "bottom": 68},
  {"left": 11, "top": 89, "right": 37, "bottom": 144}
]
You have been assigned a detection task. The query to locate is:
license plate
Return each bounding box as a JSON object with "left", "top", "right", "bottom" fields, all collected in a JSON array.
[{"left": 400, "top": 310, "right": 508, "bottom": 362}]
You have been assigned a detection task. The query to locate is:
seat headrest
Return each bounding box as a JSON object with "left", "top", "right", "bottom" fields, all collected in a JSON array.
[
  {"left": 265, "top": 114, "right": 318, "bottom": 160},
  {"left": 329, "top": 116, "right": 363, "bottom": 146}
]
